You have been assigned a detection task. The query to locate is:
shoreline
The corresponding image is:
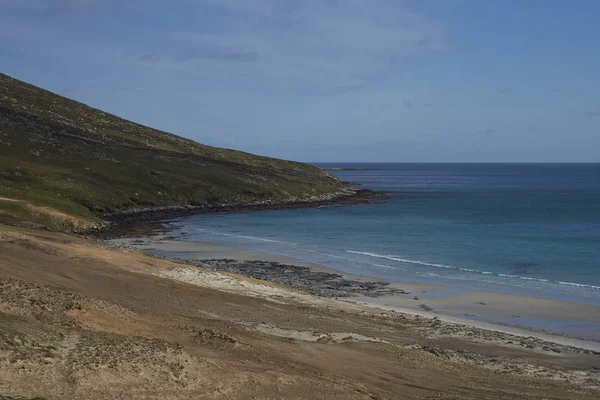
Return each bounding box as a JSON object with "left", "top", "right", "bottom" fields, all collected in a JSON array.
[
  {"left": 86, "top": 188, "right": 386, "bottom": 239},
  {"left": 116, "top": 235, "right": 600, "bottom": 352},
  {"left": 3, "top": 223, "right": 600, "bottom": 398}
]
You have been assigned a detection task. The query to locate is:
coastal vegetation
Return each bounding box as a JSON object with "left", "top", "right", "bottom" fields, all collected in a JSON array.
[{"left": 0, "top": 73, "right": 349, "bottom": 231}]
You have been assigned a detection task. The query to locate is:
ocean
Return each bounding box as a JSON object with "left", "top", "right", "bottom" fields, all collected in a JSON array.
[{"left": 167, "top": 163, "right": 600, "bottom": 306}]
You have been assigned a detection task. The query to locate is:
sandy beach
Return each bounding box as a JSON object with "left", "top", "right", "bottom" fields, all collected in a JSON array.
[
  {"left": 2, "top": 224, "right": 600, "bottom": 399},
  {"left": 117, "top": 236, "right": 600, "bottom": 350}
]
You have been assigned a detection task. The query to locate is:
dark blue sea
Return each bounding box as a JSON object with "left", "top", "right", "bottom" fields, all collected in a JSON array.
[{"left": 169, "top": 163, "right": 600, "bottom": 305}]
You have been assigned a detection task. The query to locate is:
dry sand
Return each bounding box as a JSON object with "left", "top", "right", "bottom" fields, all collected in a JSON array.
[
  {"left": 121, "top": 236, "right": 600, "bottom": 347},
  {"left": 1, "top": 224, "right": 599, "bottom": 399}
]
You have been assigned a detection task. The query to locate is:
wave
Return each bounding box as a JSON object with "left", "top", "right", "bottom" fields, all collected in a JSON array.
[
  {"left": 235, "top": 235, "right": 297, "bottom": 245},
  {"left": 371, "top": 263, "right": 406, "bottom": 271},
  {"left": 557, "top": 280, "right": 600, "bottom": 289},
  {"left": 184, "top": 229, "right": 600, "bottom": 290},
  {"left": 191, "top": 229, "right": 297, "bottom": 245},
  {"left": 301, "top": 248, "right": 346, "bottom": 260},
  {"left": 345, "top": 250, "right": 600, "bottom": 290},
  {"left": 497, "top": 273, "right": 549, "bottom": 282},
  {"left": 346, "top": 250, "right": 472, "bottom": 271}
]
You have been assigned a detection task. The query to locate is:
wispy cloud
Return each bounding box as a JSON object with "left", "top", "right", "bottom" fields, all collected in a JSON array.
[
  {"left": 164, "top": 0, "right": 449, "bottom": 91},
  {"left": 1, "top": 0, "right": 449, "bottom": 93},
  {"left": 0, "top": 17, "right": 113, "bottom": 63},
  {"left": 0, "top": 0, "right": 94, "bottom": 16},
  {"left": 140, "top": 47, "right": 259, "bottom": 65},
  {"left": 140, "top": 52, "right": 160, "bottom": 62},
  {"left": 402, "top": 100, "right": 413, "bottom": 108},
  {"left": 585, "top": 109, "right": 600, "bottom": 117}
]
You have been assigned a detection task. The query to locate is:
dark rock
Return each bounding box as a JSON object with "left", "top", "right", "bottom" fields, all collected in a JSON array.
[
  {"left": 84, "top": 189, "right": 388, "bottom": 240},
  {"left": 176, "top": 259, "right": 405, "bottom": 299}
]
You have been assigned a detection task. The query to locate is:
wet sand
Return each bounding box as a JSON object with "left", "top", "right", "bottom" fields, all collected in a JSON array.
[
  {"left": 117, "top": 236, "right": 600, "bottom": 348},
  {"left": 114, "top": 237, "right": 442, "bottom": 293},
  {"left": 2, "top": 224, "right": 600, "bottom": 399}
]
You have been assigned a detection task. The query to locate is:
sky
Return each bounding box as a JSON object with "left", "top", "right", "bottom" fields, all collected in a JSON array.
[{"left": 1, "top": 0, "right": 599, "bottom": 162}]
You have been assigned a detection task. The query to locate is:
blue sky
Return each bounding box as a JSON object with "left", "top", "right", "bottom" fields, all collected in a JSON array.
[{"left": 1, "top": 0, "right": 599, "bottom": 162}]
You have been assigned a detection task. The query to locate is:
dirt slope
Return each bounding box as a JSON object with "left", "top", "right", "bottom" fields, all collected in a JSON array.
[{"left": 0, "top": 224, "right": 598, "bottom": 399}]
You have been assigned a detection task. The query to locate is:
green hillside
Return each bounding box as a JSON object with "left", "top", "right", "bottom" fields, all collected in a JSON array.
[{"left": 0, "top": 73, "right": 350, "bottom": 231}]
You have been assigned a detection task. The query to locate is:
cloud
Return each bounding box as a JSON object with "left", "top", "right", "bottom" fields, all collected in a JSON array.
[
  {"left": 424, "top": 103, "right": 433, "bottom": 107},
  {"left": 0, "top": 0, "right": 94, "bottom": 16},
  {"left": 139, "top": 47, "right": 259, "bottom": 66},
  {"left": 208, "top": 50, "right": 259, "bottom": 63},
  {"left": 585, "top": 109, "right": 600, "bottom": 117},
  {"left": 0, "top": 16, "right": 124, "bottom": 70},
  {"left": 499, "top": 86, "right": 512, "bottom": 93},
  {"left": 49, "top": 0, "right": 94, "bottom": 14},
  {"left": 176, "top": 48, "right": 259, "bottom": 63},
  {"left": 140, "top": 53, "right": 161, "bottom": 62},
  {"left": 416, "top": 36, "right": 439, "bottom": 49},
  {"left": 485, "top": 128, "right": 496, "bottom": 133},
  {"left": 1, "top": 0, "right": 449, "bottom": 94},
  {"left": 402, "top": 100, "right": 413, "bottom": 108},
  {"left": 172, "top": 0, "right": 449, "bottom": 91}
]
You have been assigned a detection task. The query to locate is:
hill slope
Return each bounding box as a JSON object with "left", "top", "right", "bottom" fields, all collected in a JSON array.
[{"left": 0, "top": 73, "right": 350, "bottom": 230}]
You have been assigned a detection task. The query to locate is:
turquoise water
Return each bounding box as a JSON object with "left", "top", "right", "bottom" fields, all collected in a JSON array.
[{"left": 169, "top": 163, "right": 600, "bottom": 305}]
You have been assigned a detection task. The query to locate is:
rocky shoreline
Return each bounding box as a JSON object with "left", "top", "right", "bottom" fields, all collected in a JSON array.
[
  {"left": 86, "top": 188, "right": 386, "bottom": 239},
  {"left": 170, "top": 258, "right": 407, "bottom": 298},
  {"left": 3, "top": 223, "right": 600, "bottom": 398},
  {"left": 145, "top": 254, "right": 600, "bottom": 358}
]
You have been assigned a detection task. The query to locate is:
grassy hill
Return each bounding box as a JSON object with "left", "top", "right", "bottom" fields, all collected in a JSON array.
[{"left": 0, "top": 73, "right": 350, "bottom": 231}]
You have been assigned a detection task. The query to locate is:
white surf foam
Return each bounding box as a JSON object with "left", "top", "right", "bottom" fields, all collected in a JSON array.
[{"left": 346, "top": 250, "right": 600, "bottom": 290}]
